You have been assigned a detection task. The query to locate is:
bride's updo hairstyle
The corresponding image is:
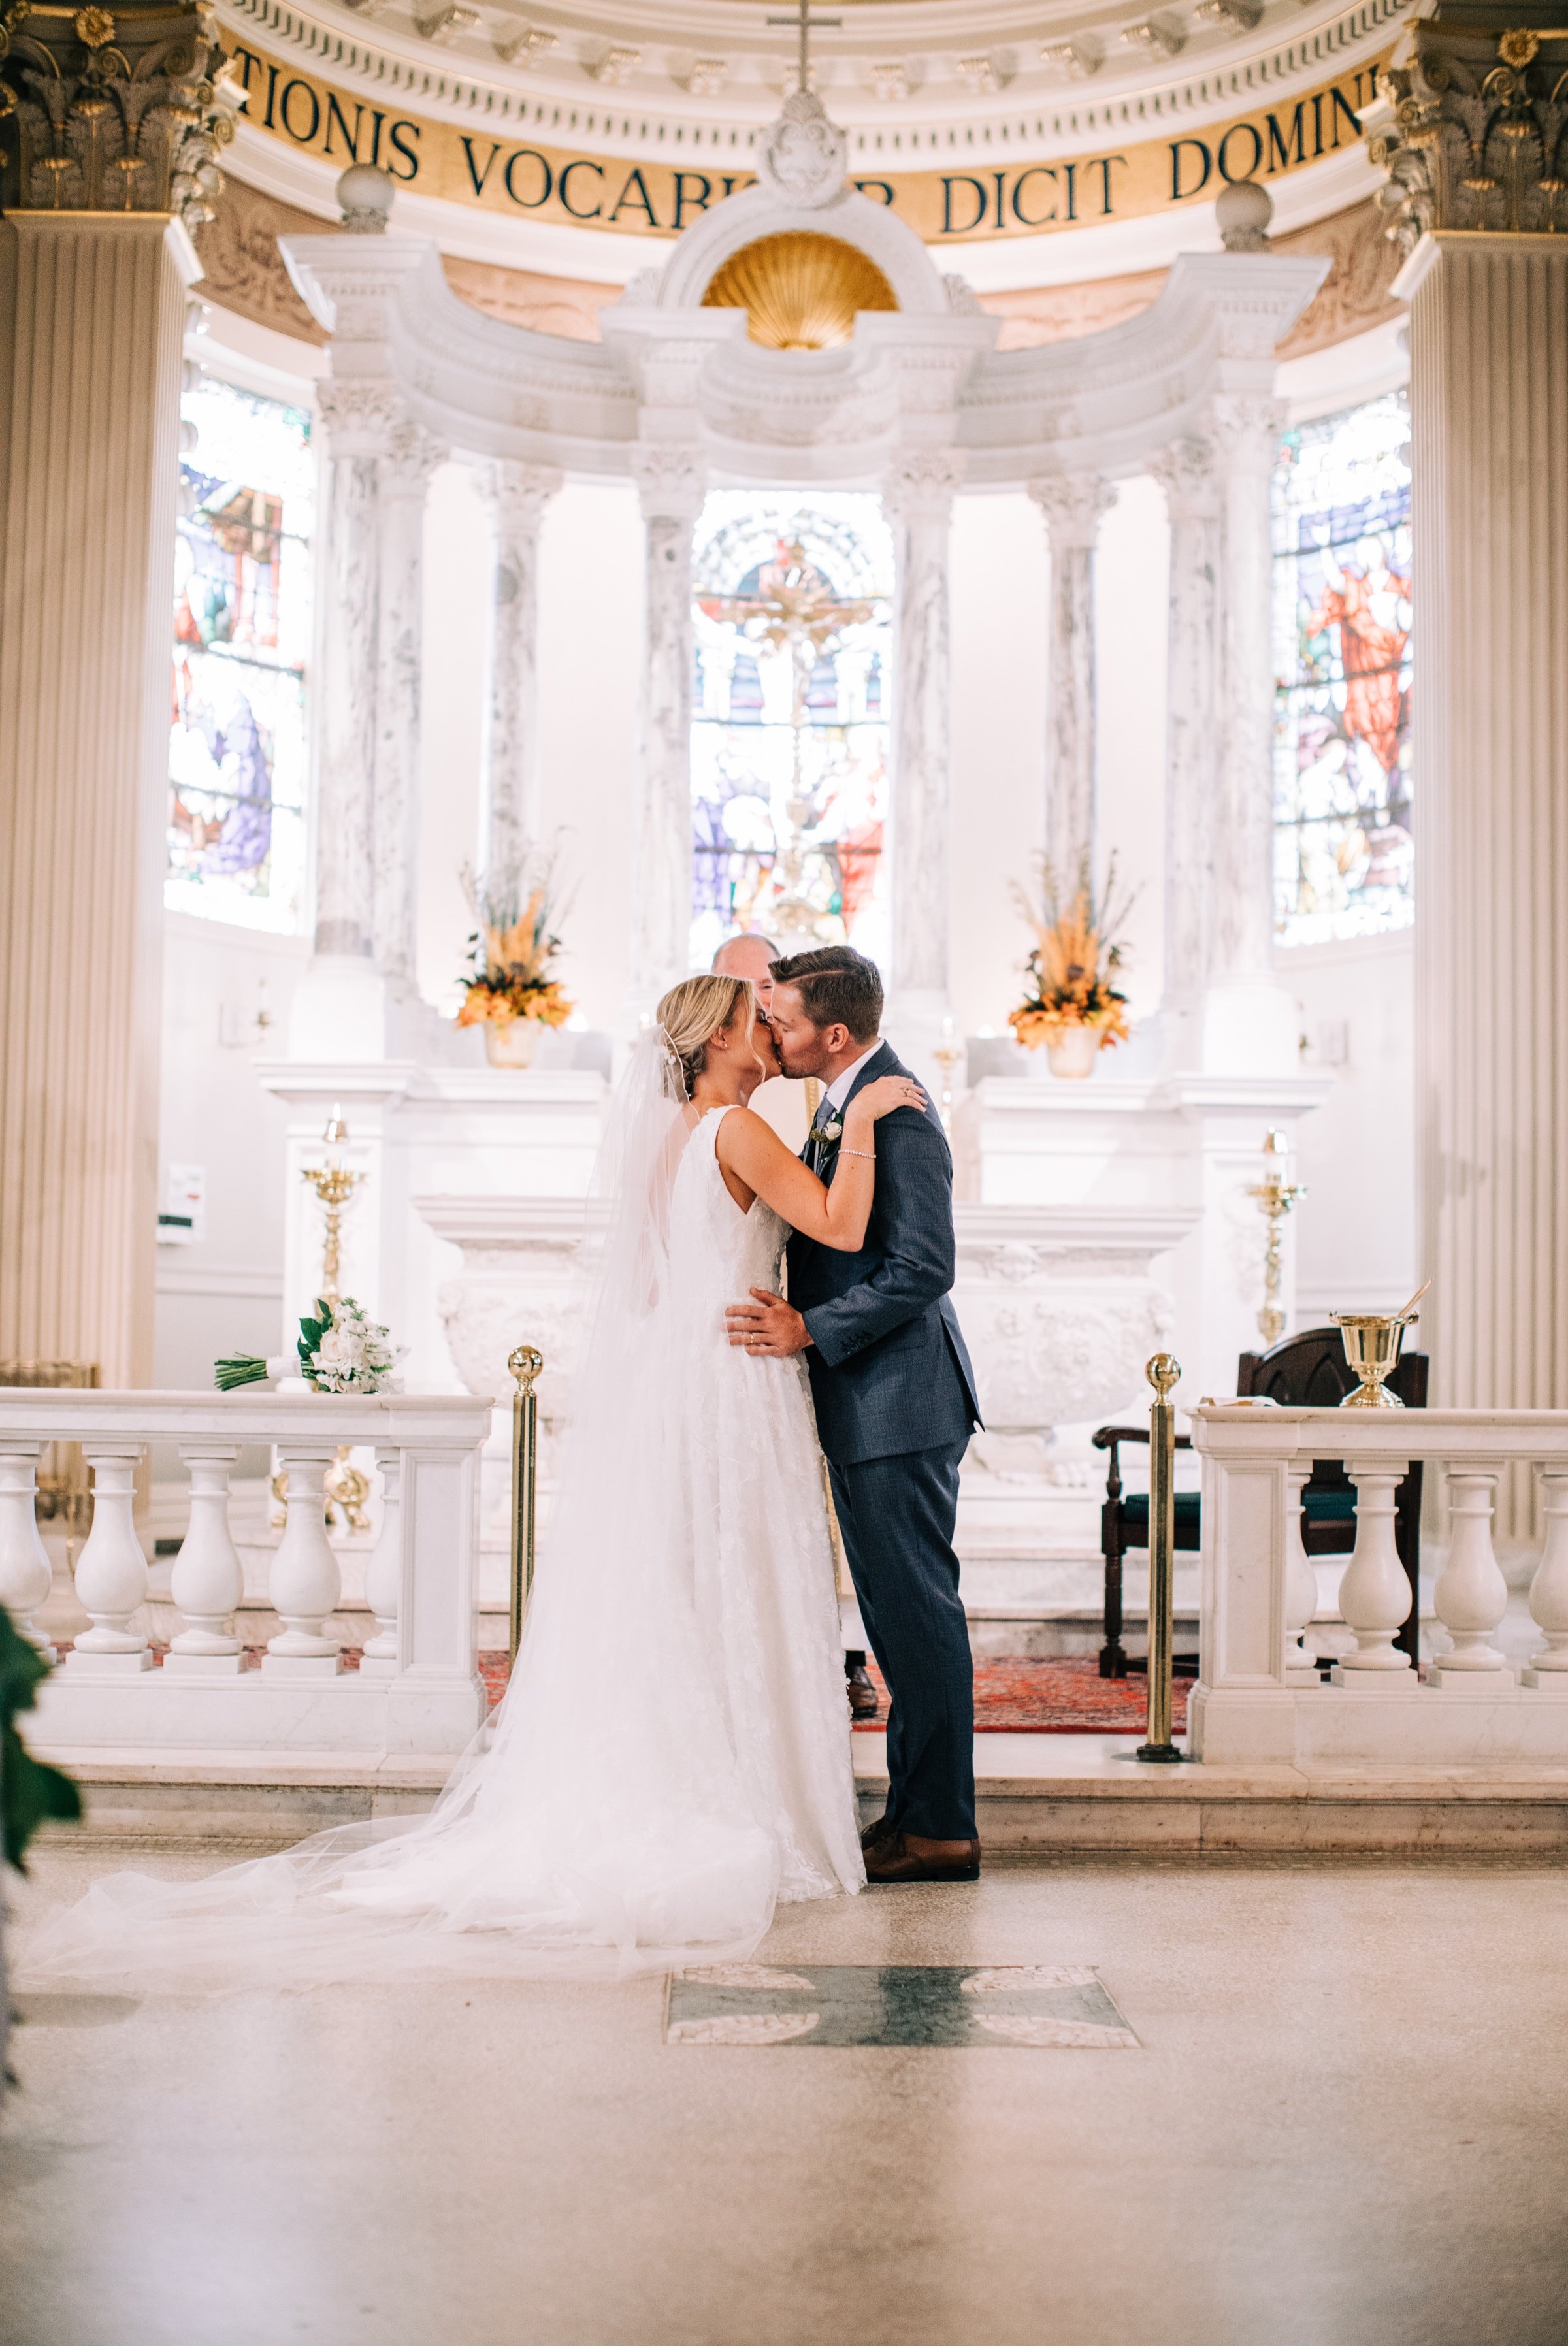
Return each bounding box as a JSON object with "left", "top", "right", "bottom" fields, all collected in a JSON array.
[{"left": 656, "top": 973, "right": 752, "bottom": 1100}]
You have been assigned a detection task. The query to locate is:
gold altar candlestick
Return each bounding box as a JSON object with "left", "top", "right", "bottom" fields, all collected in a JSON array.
[
  {"left": 301, "top": 1102, "right": 364, "bottom": 1309},
  {"left": 1247, "top": 1128, "right": 1305, "bottom": 1348},
  {"left": 508, "top": 1344, "right": 543, "bottom": 1658},
  {"left": 930, "top": 1015, "right": 963, "bottom": 1137}
]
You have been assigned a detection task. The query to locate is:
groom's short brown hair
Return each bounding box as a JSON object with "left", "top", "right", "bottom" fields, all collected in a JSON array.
[{"left": 769, "top": 947, "right": 883, "bottom": 1043}]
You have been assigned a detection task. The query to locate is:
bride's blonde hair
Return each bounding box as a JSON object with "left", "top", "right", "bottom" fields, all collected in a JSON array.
[{"left": 657, "top": 973, "right": 751, "bottom": 1100}]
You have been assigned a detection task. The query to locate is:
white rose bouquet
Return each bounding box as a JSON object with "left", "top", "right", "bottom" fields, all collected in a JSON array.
[{"left": 215, "top": 1296, "right": 403, "bottom": 1395}]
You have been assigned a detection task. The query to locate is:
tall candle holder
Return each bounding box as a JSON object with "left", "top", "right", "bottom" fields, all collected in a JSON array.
[
  {"left": 1248, "top": 1128, "right": 1305, "bottom": 1347},
  {"left": 931, "top": 1016, "right": 964, "bottom": 1137},
  {"left": 301, "top": 1102, "right": 364, "bottom": 1309}
]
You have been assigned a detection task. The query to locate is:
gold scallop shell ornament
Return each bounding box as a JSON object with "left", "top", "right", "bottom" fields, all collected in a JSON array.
[{"left": 701, "top": 232, "right": 899, "bottom": 351}]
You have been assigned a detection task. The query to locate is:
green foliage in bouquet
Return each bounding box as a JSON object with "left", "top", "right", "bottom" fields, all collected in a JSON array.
[{"left": 1, "top": 1608, "right": 80, "bottom": 1872}]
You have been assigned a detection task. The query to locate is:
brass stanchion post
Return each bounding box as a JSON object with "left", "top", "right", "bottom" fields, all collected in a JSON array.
[
  {"left": 508, "top": 1344, "right": 542, "bottom": 1663},
  {"left": 1136, "top": 1351, "right": 1185, "bottom": 1765}
]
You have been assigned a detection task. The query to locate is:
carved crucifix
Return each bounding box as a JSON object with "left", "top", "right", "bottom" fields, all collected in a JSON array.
[{"left": 764, "top": 0, "right": 842, "bottom": 93}]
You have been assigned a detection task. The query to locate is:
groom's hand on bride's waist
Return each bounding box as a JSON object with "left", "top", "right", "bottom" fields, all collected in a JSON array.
[{"left": 725, "top": 1288, "right": 813, "bottom": 1358}]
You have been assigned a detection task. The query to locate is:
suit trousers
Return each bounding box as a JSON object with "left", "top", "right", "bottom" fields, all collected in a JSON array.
[{"left": 828, "top": 1440, "right": 976, "bottom": 1843}]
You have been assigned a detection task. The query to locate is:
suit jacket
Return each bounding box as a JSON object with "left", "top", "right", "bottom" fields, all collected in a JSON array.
[{"left": 787, "top": 1041, "right": 982, "bottom": 1467}]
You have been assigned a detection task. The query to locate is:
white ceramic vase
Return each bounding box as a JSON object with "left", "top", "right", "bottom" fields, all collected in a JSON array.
[
  {"left": 1045, "top": 1024, "right": 1102, "bottom": 1080},
  {"left": 484, "top": 1017, "right": 541, "bottom": 1069}
]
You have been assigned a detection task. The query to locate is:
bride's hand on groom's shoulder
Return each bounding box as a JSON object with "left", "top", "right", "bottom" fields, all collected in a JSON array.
[{"left": 851, "top": 1075, "right": 926, "bottom": 1126}]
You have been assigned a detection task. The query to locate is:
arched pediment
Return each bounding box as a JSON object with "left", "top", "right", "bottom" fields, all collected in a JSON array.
[{"left": 640, "top": 183, "right": 951, "bottom": 320}]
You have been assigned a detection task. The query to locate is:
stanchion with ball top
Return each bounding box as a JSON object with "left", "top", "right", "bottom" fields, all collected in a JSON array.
[
  {"left": 1137, "top": 1352, "right": 1187, "bottom": 1765},
  {"left": 508, "top": 1344, "right": 542, "bottom": 1663}
]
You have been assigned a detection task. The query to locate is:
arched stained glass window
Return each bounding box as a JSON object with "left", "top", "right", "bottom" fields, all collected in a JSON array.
[
  {"left": 1272, "top": 391, "right": 1413, "bottom": 945},
  {"left": 166, "top": 376, "right": 314, "bottom": 930},
  {"left": 690, "top": 492, "right": 892, "bottom": 969}
]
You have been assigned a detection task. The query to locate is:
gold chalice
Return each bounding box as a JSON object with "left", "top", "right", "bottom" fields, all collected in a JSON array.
[{"left": 1331, "top": 1282, "right": 1429, "bottom": 1407}]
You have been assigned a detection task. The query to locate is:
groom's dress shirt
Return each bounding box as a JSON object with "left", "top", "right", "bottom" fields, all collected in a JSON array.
[{"left": 822, "top": 1043, "right": 883, "bottom": 1118}]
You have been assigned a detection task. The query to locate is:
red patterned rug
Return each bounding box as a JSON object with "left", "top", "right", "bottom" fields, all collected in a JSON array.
[
  {"left": 476, "top": 1651, "right": 1186, "bottom": 1735},
  {"left": 54, "top": 1644, "right": 1182, "bottom": 1736}
]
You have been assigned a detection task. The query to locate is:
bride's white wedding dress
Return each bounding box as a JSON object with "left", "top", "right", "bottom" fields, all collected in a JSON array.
[{"left": 21, "top": 1065, "right": 863, "bottom": 1990}]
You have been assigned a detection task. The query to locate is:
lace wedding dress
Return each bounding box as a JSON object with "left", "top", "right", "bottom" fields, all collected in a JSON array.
[{"left": 22, "top": 1067, "right": 863, "bottom": 1990}]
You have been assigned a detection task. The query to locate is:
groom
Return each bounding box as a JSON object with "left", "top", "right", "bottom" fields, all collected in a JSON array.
[{"left": 725, "top": 946, "right": 983, "bottom": 1884}]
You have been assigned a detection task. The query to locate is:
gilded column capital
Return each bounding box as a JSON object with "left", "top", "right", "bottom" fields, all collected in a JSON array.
[
  {"left": 0, "top": 0, "right": 241, "bottom": 228},
  {"left": 1364, "top": 8, "right": 1568, "bottom": 252},
  {"left": 1028, "top": 474, "right": 1115, "bottom": 549}
]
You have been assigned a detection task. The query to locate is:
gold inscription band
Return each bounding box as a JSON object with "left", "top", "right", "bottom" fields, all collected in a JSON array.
[{"left": 221, "top": 37, "right": 1388, "bottom": 246}]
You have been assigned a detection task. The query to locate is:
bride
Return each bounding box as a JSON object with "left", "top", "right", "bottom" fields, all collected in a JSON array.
[{"left": 22, "top": 973, "right": 925, "bottom": 1987}]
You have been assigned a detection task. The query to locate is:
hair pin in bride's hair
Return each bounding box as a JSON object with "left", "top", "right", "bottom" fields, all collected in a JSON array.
[{"left": 651, "top": 1023, "right": 687, "bottom": 1098}]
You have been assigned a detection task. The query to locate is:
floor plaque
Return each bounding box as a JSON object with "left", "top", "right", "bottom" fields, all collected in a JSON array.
[{"left": 664, "top": 1964, "right": 1138, "bottom": 2049}]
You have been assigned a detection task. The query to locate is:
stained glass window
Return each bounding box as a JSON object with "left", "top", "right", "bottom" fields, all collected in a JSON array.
[
  {"left": 1272, "top": 391, "right": 1413, "bottom": 945},
  {"left": 166, "top": 377, "right": 314, "bottom": 930},
  {"left": 690, "top": 492, "right": 892, "bottom": 969}
]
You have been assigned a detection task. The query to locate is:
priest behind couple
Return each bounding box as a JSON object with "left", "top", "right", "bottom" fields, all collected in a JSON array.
[{"left": 710, "top": 932, "right": 810, "bottom": 1150}]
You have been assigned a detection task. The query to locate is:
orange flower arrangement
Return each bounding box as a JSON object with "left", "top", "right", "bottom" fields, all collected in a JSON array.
[
  {"left": 1008, "top": 855, "right": 1135, "bottom": 1053},
  {"left": 456, "top": 860, "right": 574, "bottom": 1032}
]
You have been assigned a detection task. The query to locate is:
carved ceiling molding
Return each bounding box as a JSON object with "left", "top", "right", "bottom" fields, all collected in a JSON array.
[{"left": 193, "top": 171, "right": 329, "bottom": 338}]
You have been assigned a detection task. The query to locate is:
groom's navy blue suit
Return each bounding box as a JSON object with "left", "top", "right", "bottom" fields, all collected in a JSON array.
[{"left": 787, "top": 1041, "right": 982, "bottom": 1842}]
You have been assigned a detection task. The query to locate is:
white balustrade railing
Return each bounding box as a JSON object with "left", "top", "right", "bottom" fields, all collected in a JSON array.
[
  {"left": 0, "top": 1388, "right": 493, "bottom": 1757},
  {"left": 1192, "top": 1405, "right": 1568, "bottom": 1765}
]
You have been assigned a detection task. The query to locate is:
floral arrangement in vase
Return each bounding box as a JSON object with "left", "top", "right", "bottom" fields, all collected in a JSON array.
[
  {"left": 215, "top": 1297, "right": 403, "bottom": 1395},
  {"left": 1007, "top": 854, "right": 1136, "bottom": 1078},
  {"left": 455, "top": 856, "right": 574, "bottom": 1067}
]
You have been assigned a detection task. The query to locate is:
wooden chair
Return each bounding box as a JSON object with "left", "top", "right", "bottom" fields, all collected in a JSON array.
[{"left": 1093, "top": 1327, "right": 1429, "bottom": 1680}]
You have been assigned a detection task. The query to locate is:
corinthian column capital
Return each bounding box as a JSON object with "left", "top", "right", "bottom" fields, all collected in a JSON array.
[
  {"left": 315, "top": 380, "right": 404, "bottom": 459},
  {"left": 1209, "top": 395, "right": 1287, "bottom": 476},
  {"left": 476, "top": 459, "right": 563, "bottom": 536},
  {"left": 631, "top": 444, "right": 706, "bottom": 525},
  {"left": 382, "top": 415, "right": 448, "bottom": 498},
  {"left": 883, "top": 448, "right": 964, "bottom": 526},
  {"left": 1364, "top": 13, "right": 1568, "bottom": 253},
  {"left": 1148, "top": 437, "right": 1220, "bottom": 521},
  {"left": 1028, "top": 474, "right": 1115, "bottom": 549}
]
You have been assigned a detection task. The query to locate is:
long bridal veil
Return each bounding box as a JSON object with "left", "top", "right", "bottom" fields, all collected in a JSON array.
[{"left": 20, "top": 1035, "right": 787, "bottom": 1991}]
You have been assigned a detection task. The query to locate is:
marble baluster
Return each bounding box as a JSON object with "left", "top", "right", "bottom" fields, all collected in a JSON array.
[
  {"left": 1524, "top": 1469, "right": 1568, "bottom": 1687},
  {"left": 1283, "top": 1461, "right": 1320, "bottom": 1683},
  {"left": 1331, "top": 1463, "right": 1415, "bottom": 1679},
  {"left": 883, "top": 451, "right": 962, "bottom": 1047},
  {"left": 1028, "top": 476, "right": 1114, "bottom": 884},
  {"left": 1431, "top": 1465, "right": 1512, "bottom": 1682},
  {"left": 374, "top": 414, "right": 447, "bottom": 981},
  {"left": 0, "top": 1443, "right": 57, "bottom": 1657},
  {"left": 359, "top": 1446, "right": 401, "bottom": 1680},
  {"left": 65, "top": 1448, "right": 153, "bottom": 1672},
  {"left": 628, "top": 448, "right": 706, "bottom": 1016},
  {"left": 263, "top": 1445, "right": 343, "bottom": 1678},
  {"left": 314, "top": 382, "right": 398, "bottom": 963},
  {"left": 165, "top": 1444, "right": 244, "bottom": 1675},
  {"left": 476, "top": 461, "right": 563, "bottom": 889},
  {"left": 1149, "top": 439, "right": 1220, "bottom": 1064}
]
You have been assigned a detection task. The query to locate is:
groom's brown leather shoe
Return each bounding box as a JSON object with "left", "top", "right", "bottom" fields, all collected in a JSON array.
[
  {"left": 860, "top": 1813, "right": 897, "bottom": 1854},
  {"left": 864, "top": 1832, "right": 981, "bottom": 1884}
]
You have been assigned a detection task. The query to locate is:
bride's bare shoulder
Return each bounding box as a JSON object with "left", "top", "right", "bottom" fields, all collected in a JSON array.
[{"left": 714, "top": 1103, "right": 780, "bottom": 1157}]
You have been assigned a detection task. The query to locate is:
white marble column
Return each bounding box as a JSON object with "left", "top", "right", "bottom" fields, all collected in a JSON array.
[
  {"left": 0, "top": 214, "right": 192, "bottom": 1386},
  {"left": 313, "top": 381, "right": 396, "bottom": 966},
  {"left": 884, "top": 449, "right": 962, "bottom": 1054},
  {"left": 1203, "top": 393, "right": 1294, "bottom": 1071},
  {"left": 374, "top": 414, "right": 446, "bottom": 981},
  {"left": 628, "top": 446, "right": 706, "bottom": 1017},
  {"left": 1029, "top": 476, "right": 1114, "bottom": 884},
  {"left": 476, "top": 461, "right": 562, "bottom": 890},
  {"left": 1149, "top": 438, "right": 1221, "bottom": 1062},
  {"left": 1397, "top": 231, "right": 1568, "bottom": 1467}
]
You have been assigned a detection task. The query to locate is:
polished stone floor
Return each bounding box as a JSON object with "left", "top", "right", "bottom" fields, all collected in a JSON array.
[{"left": 4, "top": 1842, "right": 1567, "bottom": 2346}]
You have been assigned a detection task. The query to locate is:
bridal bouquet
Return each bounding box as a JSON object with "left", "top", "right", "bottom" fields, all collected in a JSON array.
[
  {"left": 455, "top": 855, "right": 574, "bottom": 1033},
  {"left": 1008, "top": 853, "right": 1135, "bottom": 1059},
  {"left": 215, "top": 1297, "right": 403, "bottom": 1396}
]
